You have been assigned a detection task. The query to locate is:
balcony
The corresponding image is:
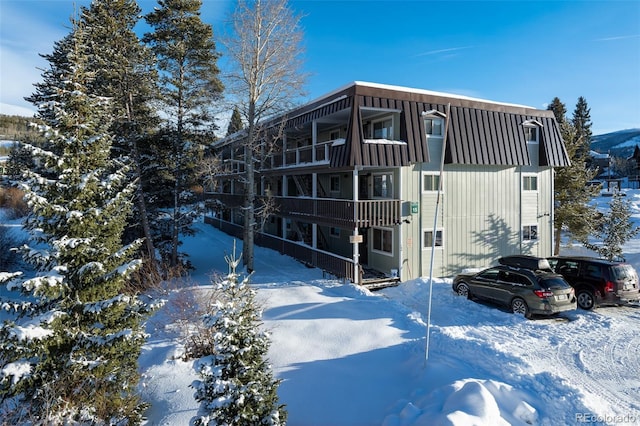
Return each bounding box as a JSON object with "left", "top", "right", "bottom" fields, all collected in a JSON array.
[
  {"left": 266, "top": 140, "right": 338, "bottom": 169},
  {"left": 270, "top": 196, "right": 401, "bottom": 228},
  {"left": 204, "top": 193, "right": 402, "bottom": 229},
  {"left": 203, "top": 192, "right": 244, "bottom": 208}
]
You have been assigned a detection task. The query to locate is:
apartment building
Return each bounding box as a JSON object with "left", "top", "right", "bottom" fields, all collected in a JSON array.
[{"left": 204, "top": 82, "right": 569, "bottom": 285}]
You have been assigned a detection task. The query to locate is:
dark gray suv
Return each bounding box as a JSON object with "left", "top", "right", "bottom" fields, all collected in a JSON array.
[
  {"left": 453, "top": 258, "right": 576, "bottom": 319},
  {"left": 548, "top": 256, "right": 640, "bottom": 310}
]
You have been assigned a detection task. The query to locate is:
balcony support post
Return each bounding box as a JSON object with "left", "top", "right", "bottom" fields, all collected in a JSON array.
[
  {"left": 312, "top": 120, "right": 317, "bottom": 163},
  {"left": 352, "top": 167, "right": 361, "bottom": 285},
  {"left": 312, "top": 173, "right": 317, "bottom": 249}
]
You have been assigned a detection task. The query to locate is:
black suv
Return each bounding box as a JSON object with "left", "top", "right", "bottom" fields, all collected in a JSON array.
[{"left": 548, "top": 256, "right": 640, "bottom": 310}]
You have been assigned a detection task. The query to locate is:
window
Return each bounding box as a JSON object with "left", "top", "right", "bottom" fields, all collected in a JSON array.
[
  {"left": 373, "top": 118, "right": 393, "bottom": 139},
  {"left": 423, "top": 229, "right": 444, "bottom": 249},
  {"left": 499, "top": 271, "right": 532, "bottom": 286},
  {"left": 364, "top": 116, "right": 394, "bottom": 140},
  {"left": 522, "top": 120, "right": 542, "bottom": 143},
  {"left": 523, "top": 175, "right": 538, "bottom": 191},
  {"left": 524, "top": 125, "right": 539, "bottom": 143},
  {"left": 373, "top": 173, "right": 393, "bottom": 198},
  {"left": 522, "top": 225, "right": 538, "bottom": 241},
  {"left": 330, "top": 129, "right": 341, "bottom": 140},
  {"left": 330, "top": 175, "right": 340, "bottom": 193},
  {"left": 330, "top": 227, "right": 341, "bottom": 238},
  {"left": 423, "top": 173, "right": 441, "bottom": 192},
  {"left": 477, "top": 269, "right": 499, "bottom": 281},
  {"left": 425, "top": 118, "right": 444, "bottom": 137},
  {"left": 372, "top": 227, "right": 393, "bottom": 255}
]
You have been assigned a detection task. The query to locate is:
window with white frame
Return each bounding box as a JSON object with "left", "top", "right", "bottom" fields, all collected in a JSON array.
[
  {"left": 372, "top": 227, "right": 393, "bottom": 255},
  {"left": 373, "top": 173, "right": 393, "bottom": 198},
  {"left": 423, "top": 173, "right": 441, "bottom": 192},
  {"left": 522, "top": 224, "right": 538, "bottom": 241},
  {"left": 522, "top": 120, "right": 542, "bottom": 143},
  {"left": 330, "top": 175, "right": 340, "bottom": 193},
  {"left": 425, "top": 117, "right": 444, "bottom": 137},
  {"left": 524, "top": 126, "right": 539, "bottom": 143},
  {"left": 523, "top": 175, "right": 538, "bottom": 191},
  {"left": 423, "top": 229, "right": 444, "bottom": 249}
]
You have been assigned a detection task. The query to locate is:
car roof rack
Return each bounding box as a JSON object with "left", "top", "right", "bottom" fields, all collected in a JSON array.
[{"left": 498, "top": 255, "right": 553, "bottom": 272}]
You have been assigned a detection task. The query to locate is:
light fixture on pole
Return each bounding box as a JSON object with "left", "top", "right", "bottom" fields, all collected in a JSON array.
[{"left": 423, "top": 103, "right": 450, "bottom": 363}]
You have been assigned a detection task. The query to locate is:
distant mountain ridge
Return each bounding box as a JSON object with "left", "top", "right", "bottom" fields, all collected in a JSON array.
[{"left": 591, "top": 129, "right": 640, "bottom": 157}]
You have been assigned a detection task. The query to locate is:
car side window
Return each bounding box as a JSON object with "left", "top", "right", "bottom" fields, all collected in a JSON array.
[
  {"left": 478, "top": 269, "right": 499, "bottom": 280},
  {"left": 514, "top": 274, "right": 533, "bottom": 286},
  {"left": 586, "top": 264, "right": 602, "bottom": 279},
  {"left": 558, "top": 260, "right": 579, "bottom": 277},
  {"left": 498, "top": 271, "right": 531, "bottom": 286}
]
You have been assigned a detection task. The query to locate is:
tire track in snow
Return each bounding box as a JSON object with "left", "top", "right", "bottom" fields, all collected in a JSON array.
[
  {"left": 550, "top": 309, "right": 640, "bottom": 420},
  {"left": 432, "top": 299, "right": 640, "bottom": 423}
]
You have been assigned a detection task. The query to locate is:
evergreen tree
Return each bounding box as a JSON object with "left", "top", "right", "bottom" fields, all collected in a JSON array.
[
  {"left": 227, "top": 106, "right": 244, "bottom": 136},
  {"left": 572, "top": 96, "right": 593, "bottom": 156},
  {"left": 144, "top": 0, "right": 224, "bottom": 267},
  {"left": 80, "top": 0, "right": 160, "bottom": 262},
  {"left": 191, "top": 242, "right": 286, "bottom": 426},
  {"left": 0, "top": 19, "right": 151, "bottom": 424},
  {"left": 5, "top": 143, "right": 34, "bottom": 182},
  {"left": 547, "top": 97, "right": 567, "bottom": 125},
  {"left": 551, "top": 97, "right": 600, "bottom": 254},
  {"left": 583, "top": 191, "right": 640, "bottom": 261}
]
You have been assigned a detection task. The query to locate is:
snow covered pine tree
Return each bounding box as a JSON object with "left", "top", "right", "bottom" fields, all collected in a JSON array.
[
  {"left": 0, "top": 18, "right": 153, "bottom": 424},
  {"left": 191, "top": 242, "right": 286, "bottom": 425}
]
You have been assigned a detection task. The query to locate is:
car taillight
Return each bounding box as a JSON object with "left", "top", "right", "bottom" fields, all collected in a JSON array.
[
  {"left": 605, "top": 281, "right": 615, "bottom": 292},
  {"left": 534, "top": 290, "right": 554, "bottom": 298}
]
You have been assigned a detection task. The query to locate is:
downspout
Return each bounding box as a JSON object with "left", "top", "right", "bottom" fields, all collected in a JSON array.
[
  {"left": 519, "top": 165, "right": 523, "bottom": 254},
  {"left": 398, "top": 167, "right": 403, "bottom": 281},
  {"left": 550, "top": 168, "right": 555, "bottom": 257}
]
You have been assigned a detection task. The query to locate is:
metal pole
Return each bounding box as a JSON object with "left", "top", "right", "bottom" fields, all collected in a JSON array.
[{"left": 426, "top": 103, "right": 450, "bottom": 363}]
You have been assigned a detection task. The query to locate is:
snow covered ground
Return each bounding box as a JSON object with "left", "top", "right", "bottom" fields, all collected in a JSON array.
[
  {"left": 2, "top": 190, "right": 640, "bottom": 425},
  {"left": 138, "top": 190, "right": 640, "bottom": 426}
]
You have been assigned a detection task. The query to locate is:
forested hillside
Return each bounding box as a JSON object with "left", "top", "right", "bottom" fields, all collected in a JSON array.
[
  {"left": 591, "top": 128, "right": 640, "bottom": 157},
  {"left": 0, "top": 114, "right": 45, "bottom": 145}
]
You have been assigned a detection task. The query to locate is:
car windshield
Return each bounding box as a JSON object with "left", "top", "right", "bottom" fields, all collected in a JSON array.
[
  {"left": 539, "top": 277, "right": 569, "bottom": 290},
  {"left": 612, "top": 264, "right": 636, "bottom": 280}
]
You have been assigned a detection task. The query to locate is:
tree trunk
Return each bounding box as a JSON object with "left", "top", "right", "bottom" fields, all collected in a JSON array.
[
  {"left": 132, "top": 140, "right": 156, "bottom": 261},
  {"left": 553, "top": 222, "right": 561, "bottom": 255},
  {"left": 243, "top": 101, "right": 256, "bottom": 272}
]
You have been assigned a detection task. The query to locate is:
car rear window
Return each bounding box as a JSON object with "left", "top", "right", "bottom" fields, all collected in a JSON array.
[
  {"left": 612, "top": 264, "right": 637, "bottom": 280},
  {"left": 539, "top": 277, "right": 570, "bottom": 289}
]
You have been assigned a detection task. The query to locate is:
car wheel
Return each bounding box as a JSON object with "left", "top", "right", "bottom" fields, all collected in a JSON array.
[
  {"left": 511, "top": 298, "right": 531, "bottom": 319},
  {"left": 577, "top": 290, "right": 596, "bottom": 310},
  {"left": 455, "top": 282, "right": 471, "bottom": 298}
]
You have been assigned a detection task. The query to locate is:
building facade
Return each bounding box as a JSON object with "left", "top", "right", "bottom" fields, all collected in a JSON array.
[{"left": 204, "top": 82, "right": 569, "bottom": 284}]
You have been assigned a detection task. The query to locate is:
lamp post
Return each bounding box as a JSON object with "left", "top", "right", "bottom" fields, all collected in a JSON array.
[{"left": 424, "top": 103, "right": 450, "bottom": 363}]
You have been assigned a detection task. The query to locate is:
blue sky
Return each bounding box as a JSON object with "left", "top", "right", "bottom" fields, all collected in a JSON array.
[{"left": 1, "top": 0, "right": 638, "bottom": 135}]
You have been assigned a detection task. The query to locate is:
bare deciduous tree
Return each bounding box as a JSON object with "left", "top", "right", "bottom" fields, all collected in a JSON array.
[{"left": 223, "top": 0, "right": 307, "bottom": 272}]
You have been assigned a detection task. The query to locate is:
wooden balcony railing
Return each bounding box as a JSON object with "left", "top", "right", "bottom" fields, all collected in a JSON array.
[
  {"left": 204, "top": 193, "right": 402, "bottom": 228},
  {"left": 271, "top": 197, "right": 401, "bottom": 228},
  {"left": 204, "top": 216, "right": 355, "bottom": 282},
  {"left": 265, "top": 141, "right": 332, "bottom": 169},
  {"left": 203, "top": 192, "right": 244, "bottom": 208}
]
